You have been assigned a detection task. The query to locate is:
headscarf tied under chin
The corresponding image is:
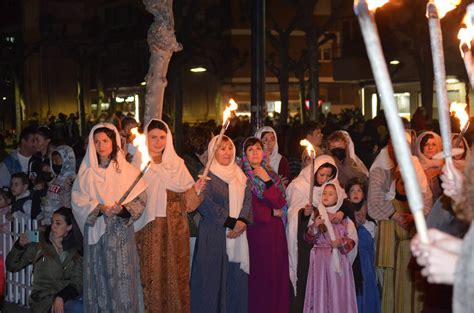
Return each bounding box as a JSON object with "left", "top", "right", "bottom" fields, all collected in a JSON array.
[{"left": 241, "top": 137, "right": 288, "bottom": 225}]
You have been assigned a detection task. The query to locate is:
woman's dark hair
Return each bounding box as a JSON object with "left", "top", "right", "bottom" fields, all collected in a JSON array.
[
  {"left": 147, "top": 120, "right": 168, "bottom": 133},
  {"left": 345, "top": 177, "right": 367, "bottom": 198},
  {"left": 420, "top": 134, "right": 435, "bottom": 154},
  {"left": 243, "top": 137, "right": 263, "bottom": 154},
  {"left": 93, "top": 127, "right": 120, "bottom": 171},
  {"left": 45, "top": 207, "right": 83, "bottom": 255},
  {"left": 314, "top": 162, "right": 337, "bottom": 185},
  {"left": 453, "top": 134, "right": 468, "bottom": 159}
]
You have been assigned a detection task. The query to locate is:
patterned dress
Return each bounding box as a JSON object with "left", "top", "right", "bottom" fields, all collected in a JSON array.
[{"left": 83, "top": 193, "right": 146, "bottom": 313}]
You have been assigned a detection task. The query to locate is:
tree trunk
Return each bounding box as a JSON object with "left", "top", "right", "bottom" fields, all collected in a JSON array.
[
  {"left": 307, "top": 28, "right": 320, "bottom": 122},
  {"left": 297, "top": 68, "right": 306, "bottom": 123},
  {"left": 278, "top": 36, "right": 290, "bottom": 127},
  {"left": 415, "top": 49, "right": 434, "bottom": 119},
  {"left": 143, "top": 0, "right": 182, "bottom": 125},
  {"left": 173, "top": 68, "right": 183, "bottom": 153}
]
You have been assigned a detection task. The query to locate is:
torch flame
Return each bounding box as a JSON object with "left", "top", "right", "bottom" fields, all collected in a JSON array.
[
  {"left": 432, "top": 0, "right": 461, "bottom": 19},
  {"left": 458, "top": 13, "right": 474, "bottom": 54},
  {"left": 458, "top": 27, "right": 472, "bottom": 53},
  {"left": 300, "top": 139, "right": 316, "bottom": 158},
  {"left": 131, "top": 127, "right": 151, "bottom": 171},
  {"left": 450, "top": 102, "right": 470, "bottom": 130},
  {"left": 222, "top": 98, "right": 239, "bottom": 125},
  {"left": 363, "top": 0, "right": 389, "bottom": 11}
]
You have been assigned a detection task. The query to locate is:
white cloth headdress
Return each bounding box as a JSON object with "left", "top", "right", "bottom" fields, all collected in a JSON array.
[
  {"left": 414, "top": 131, "right": 444, "bottom": 170},
  {"left": 208, "top": 135, "right": 249, "bottom": 273},
  {"left": 286, "top": 155, "right": 342, "bottom": 293},
  {"left": 72, "top": 123, "right": 147, "bottom": 245},
  {"left": 133, "top": 119, "right": 195, "bottom": 231},
  {"left": 339, "top": 130, "right": 369, "bottom": 176},
  {"left": 255, "top": 126, "right": 283, "bottom": 173}
]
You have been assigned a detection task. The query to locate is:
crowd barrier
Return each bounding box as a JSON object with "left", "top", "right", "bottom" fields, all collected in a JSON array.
[{"left": 1, "top": 215, "right": 37, "bottom": 306}]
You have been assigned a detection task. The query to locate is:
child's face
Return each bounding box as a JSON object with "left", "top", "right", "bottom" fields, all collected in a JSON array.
[
  {"left": 10, "top": 178, "right": 28, "bottom": 196},
  {"left": 322, "top": 185, "right": 338, "bottom": 207},
  {"left": 52, "top": 153, "right": 63, "bottom": 166},
  {"left": 316, "top": 167, "right": 334, "bottom": 185},
  {"left": 349, "top": 184, "right": 364, "bottom": 204},
  {"left": 0, "top": 195, "right": 8, "bottom": 207}
]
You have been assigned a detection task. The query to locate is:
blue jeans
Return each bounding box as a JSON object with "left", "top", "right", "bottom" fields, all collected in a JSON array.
[{"left": 65, "top": 297, "right": 84, "bottom": 313}]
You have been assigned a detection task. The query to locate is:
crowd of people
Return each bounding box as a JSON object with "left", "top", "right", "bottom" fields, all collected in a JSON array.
[{"left": 0, "top": 107, "right": 472, "bottom": 313}]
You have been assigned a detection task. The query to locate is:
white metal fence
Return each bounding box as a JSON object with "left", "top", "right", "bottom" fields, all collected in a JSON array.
[{"left": 1, "top": 215, "right": 37, "bottom": 306}]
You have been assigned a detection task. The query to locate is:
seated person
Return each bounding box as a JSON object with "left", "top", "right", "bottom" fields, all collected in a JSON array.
[{"left": 6, "top": 207, "right": 83, "bottom": 313}]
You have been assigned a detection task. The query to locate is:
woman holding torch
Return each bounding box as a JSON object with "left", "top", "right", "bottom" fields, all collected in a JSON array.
[
  {"left": 132, "top": 119, "right": 206, "bottom": 313},
  {"left": 190, "top": 135, "right": 252, "bottom": 313},
  {"left": 72, "top": 123, "right": 148, "bottom": 312}
]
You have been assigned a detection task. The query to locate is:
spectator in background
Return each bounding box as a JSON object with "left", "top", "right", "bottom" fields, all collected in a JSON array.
[
  {"left": 52, "top": 113, "right": 68, "bottom": 145},
  {"left": 10, "top": 172, "right": 33, "bottom": 219},
  {"left": 66, "top": 113, "right": 80, "bottom": 146},
  {"left": 120, "top": 116, "right": 138, "bottom": 161},
  {"left": 38, "top": 145, "right": 76, "bottom": 226},
  {"left": 0, "top": 126, "right": 36, "bottom": 188},
  {"left": 301, "top": 123, "right": 325, "bottom": 169},
  {"left": 29, "top": 126, "right": 52, "bottom": 181}
]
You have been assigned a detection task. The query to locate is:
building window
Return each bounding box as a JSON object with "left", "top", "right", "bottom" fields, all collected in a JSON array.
[{"left": 373, "top": 92, "right": 411, "bottom": 119}]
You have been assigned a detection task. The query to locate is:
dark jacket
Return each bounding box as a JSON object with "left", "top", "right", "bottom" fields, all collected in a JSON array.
[{"left": 6, "top": 236, "right": 82, "bottom": 313}]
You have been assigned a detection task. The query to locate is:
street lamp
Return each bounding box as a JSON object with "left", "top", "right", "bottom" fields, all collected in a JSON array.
[{"left": 190, "top": 67, "right": 207, "bottom": 73}]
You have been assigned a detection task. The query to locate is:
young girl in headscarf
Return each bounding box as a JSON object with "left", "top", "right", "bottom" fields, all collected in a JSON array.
[
  {"left": 242, "top": 136, "right": 290, "bottom": 313},
  {"left": 191, "top": 135, "right": 252, "bottom": 313},
  {"left": 286, "top": 155, "right": 353, "bottom": 312},
  {"left": 132, "top": 119, "right": 206, "bottom": 313},
  {"left": 345, "top": 177, "right": 380, "bottom": 313},
  {"left": 303, "top": 182, "right": 358, "bottom": 313},
  {"left": 255, "top": 126, "right": 291, "bottom": 186},
  {"left": 72, "top": 123, "right": 147, "bottom": 312}
]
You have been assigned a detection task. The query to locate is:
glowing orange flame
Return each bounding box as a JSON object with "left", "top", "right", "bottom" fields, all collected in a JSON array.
[
  {"left": 450, "top": 102, "right": 470, "bottom": 130},
  {"left": 458, "top": 27, "right": 472, "bottom": 53},
  {"left": 131, "top": 127, "right": 151, "bottom": 171},
  {"left": 433, "top": 0, "right": 461, "bottom": 19},
  {"left": 222, "top": 98, "right": 238, "bottom": 125},
  {"left": 300, "top": 139, "right": 316, "bottom": 158},
  {"left": 458, "top": 14, "right": 474, "bottom": 54},
  {"left": 364, "top": 0, "right": 389, "bottom": 11}
]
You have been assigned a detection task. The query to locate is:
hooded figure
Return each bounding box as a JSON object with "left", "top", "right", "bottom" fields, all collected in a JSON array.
[
  {"left": 303, "top": 181, "right": 358, "bottom": 313},
  {"left": 191, "top": 135, "right": 252, "bottom": 313},
  {"left": 414, "top": 131, "right": 444, "bottom": 200},
  {"left": 38, "top": 145, "right": 76, "bottom": 225},
  {"left": 255, "top": 126, "right": 291, "bottom": 185},
  {"left": 327, "top": 130, "right": 368, "bottom": 188},
  {"left": 72, "top": 122, "right": 147, "bottom": 312},
  {"left": 132, "top": 118, "right": 203, "bottom": 313}
]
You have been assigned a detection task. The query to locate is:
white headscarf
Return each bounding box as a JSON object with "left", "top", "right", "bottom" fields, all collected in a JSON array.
[
  {"left": 414, "top": 131, "right": 444, "bottom": 170},
  {"left": 370, "top": 139, "right": 429, "bottom": 202},
  {"left": 255, "top": 126, "right": 283, "bottom": 173},
  {"left": 208, "top": 135, "right": 249, "bottom": 273},
  {"left": 286, "top": 155, "right": 342, "bottom": 293},
  {"left": 133, "top": 119, "right": 195, "bottom": 231},
  {"left": 72, "top": 123, "right": 147, "bottom": 245},
  {"left": 339, "top": 130, "right": 369, "bottom": 176}
]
